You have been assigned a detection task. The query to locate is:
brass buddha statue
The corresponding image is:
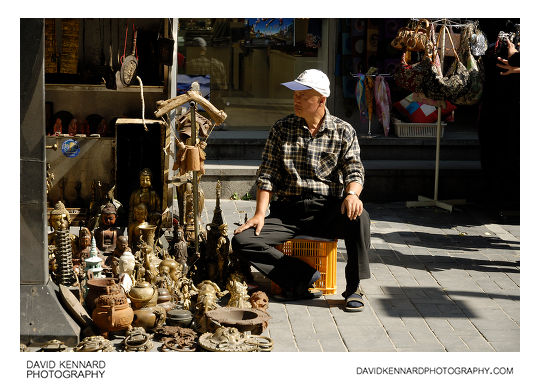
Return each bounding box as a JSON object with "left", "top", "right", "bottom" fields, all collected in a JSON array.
[
  {"left": 48, "top": 201, "right": 78, "bottom": 286},
  {"left": 128, "top": 168, "right": 161, "bottom": 226},
  {"left": 48, "top": 201, "right": 79, "bottom": 260}
]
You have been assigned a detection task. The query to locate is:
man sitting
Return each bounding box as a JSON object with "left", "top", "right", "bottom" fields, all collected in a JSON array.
[{"left": 232, "top": 69, "right": 371, "bottom": 312}]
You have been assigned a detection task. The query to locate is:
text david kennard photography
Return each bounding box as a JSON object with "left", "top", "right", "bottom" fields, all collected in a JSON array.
[{"left": 26, "top": 360, "right": 106, "bottom": 379}]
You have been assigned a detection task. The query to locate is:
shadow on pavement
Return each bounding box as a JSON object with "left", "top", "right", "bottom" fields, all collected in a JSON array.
[
  {"left": 375, "top": 286, "right": 519, "bottom": 318},
  {"left": 367, "top": 247, "right": 519, "bottom": 273},
  {"left": 371, "top": 230, "right": 519, "bottom": 252}
]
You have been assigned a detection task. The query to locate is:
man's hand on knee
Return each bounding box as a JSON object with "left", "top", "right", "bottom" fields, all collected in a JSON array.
[
  {"left": 234, "top": 213, "right": 265, "bottom": 236},
  {"left": 341, "top": 195, "right": 363, "bottom": 220}
]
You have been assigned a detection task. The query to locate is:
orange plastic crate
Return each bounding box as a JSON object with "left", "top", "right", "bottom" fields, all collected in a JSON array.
[{"left": 272, "top": 238, "right": 337, "bottom": 295}]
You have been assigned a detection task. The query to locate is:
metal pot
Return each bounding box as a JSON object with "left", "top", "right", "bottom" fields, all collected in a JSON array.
[
  {"left": 132, "top": 306, "right": 166, "bottom": 331},
  {"left": 166, "top": 308, "right": 193, "bottom": 328},
  {"left": 85, "top": 277, "right": 119, "bottom": 313},
  {"left": 128, "top": 281, "right": 157, "bottom": 309},
  {"left": 157, "top": 287, "right": 175, "bottom": 312},
  {"left": 91, "top": 286, "right": 133, "bottom": 335}
]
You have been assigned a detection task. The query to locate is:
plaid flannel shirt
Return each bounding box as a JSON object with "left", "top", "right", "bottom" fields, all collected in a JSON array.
[{"left": 256, "top": 108, "right": 364, "bottom": 198}]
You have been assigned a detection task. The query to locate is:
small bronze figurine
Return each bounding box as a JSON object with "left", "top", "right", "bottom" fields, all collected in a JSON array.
[
  {"left": 141, "top": 244, "right": 160, "bottom": 284},
  {"left": 204, "top": 182, "right": 230, "bottom": 283},
  {"left": 226, "top": 272, "right": 251, "bottom": 309},
  {"left": 156, "top": 265, "right": 175, "bottom": 295},
  {"left": 194, "top": 280, "right": 228, "bottom": 332},
  {"left": 183, "top": 182, "right": 205, "bottom": 244},
  {"left": 170, "top": 222, "right": 189, "bottom": 274},
  {"left": 113, "top": 235, "right": 131, "bottom": 259},
  {"left": 216, "top": 223, "right": 231, "bottom": 284},
  {"left": 178, "top": 277, "right": 198, "bottom": 311},
  {"left": 106, "top": 235, "right": 131, "bottom": 276},
  {"left": 128, "top": 203, "right": 148, "bottom": 252},
  {"left": 249, "top": 291, "right": 269, "bottom": 312},
  {"left": 74, "top": 227, "right": 91, "bottom": 277},
  {"left": 195, "top": 280, "right": 227, "bottom": 315},
  {"left": 94, "top": 203, "right": 119, "bottom": 254},
  {"left": 157, "top": 256, "right": 182, "bottom": 296}
]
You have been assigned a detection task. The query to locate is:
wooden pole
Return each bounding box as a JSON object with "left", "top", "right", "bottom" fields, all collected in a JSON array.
[{"left": 190, "top": 101, "right": 199, "bottom": 256}]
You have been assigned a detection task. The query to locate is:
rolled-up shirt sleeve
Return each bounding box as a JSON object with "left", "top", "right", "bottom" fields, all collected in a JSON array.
[
  {"left": 256, "top": 123, "right": 282, "bottom": 192},
  {"left": 340, "top": 125, "right": 365, "bottom": 187}
]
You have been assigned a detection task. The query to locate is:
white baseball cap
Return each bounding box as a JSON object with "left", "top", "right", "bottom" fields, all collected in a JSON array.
[
  {"left": 193, "top": 37, "right": 207, "bottom": 48},
  {"left": 281, "top": 69, "right": 330, "bottom": 97}
]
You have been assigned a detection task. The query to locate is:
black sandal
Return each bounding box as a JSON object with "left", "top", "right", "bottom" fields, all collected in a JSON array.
[{"left": 345, "top": 292, "right": 365, "bottom": 312}]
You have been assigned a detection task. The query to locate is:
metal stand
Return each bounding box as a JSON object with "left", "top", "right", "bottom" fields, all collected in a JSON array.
[
  {"left": 406, "top": 19, "right": 466, "bottom": 213},
  {"left": 365, "top": 118, "right": 377, "bottom": 138}
]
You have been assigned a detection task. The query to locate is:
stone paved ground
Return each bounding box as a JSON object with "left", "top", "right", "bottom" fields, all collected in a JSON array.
[{"left": 204, "top": 199, "right": 520, "bottom": 352}]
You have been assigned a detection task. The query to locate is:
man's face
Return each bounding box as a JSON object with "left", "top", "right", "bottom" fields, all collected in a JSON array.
[{"left": 293, "top": 90, "right": 324, "bottom": 120}]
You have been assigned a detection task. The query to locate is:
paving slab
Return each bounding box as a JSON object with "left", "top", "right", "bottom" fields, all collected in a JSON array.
[{"left": 201, "top": 199, "right": 520, "bottom": 352}]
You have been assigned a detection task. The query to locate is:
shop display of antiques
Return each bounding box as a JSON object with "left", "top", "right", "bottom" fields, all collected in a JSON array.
[{"left": 38, "top": 81, "right": 273, "bottom": 352}]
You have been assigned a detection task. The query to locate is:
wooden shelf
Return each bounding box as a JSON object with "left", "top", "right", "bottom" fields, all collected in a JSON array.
[{"left": 45, "top": 84, "right": 165, "bottom": 93}]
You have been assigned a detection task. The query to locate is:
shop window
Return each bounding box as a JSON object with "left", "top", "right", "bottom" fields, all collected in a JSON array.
[{"left": 177, "top": 18, "right": 327, "bottom": 130}]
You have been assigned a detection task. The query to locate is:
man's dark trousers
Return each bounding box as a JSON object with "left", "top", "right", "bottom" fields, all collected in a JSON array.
[{"left": 232, "top": 196, "right": 371, "bottom": 297}]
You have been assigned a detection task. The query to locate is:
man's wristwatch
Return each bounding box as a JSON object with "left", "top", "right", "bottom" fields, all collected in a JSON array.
[{"left": 346, "top": 191, "right": 358, "bottom": 198}]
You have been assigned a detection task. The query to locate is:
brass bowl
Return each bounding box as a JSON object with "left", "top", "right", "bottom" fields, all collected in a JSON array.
[{"left": 205, "top": 307, "right": 271, "bottom": 334}]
